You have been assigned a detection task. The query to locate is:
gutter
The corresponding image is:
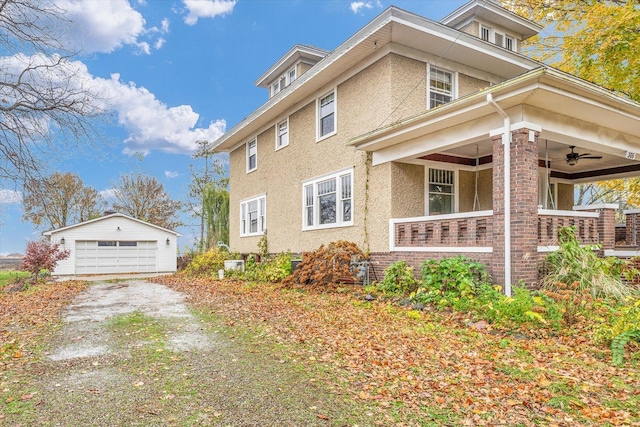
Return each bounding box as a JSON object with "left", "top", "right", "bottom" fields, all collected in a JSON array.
[{"left": 486, "top": 93, "right": 511, "bottom": 296}]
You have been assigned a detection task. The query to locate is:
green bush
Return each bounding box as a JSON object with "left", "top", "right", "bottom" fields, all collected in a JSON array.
[
  {"left": 413, "top": 256, "right": 489, "bottom": 308},
  {"left": 182, "top": 247, "right": 230, "bottom": 277},
  {"left": 474, "top": 284, "right": 562, "bottom": 328},
  {"left": 594, "top": 297, "right": 640, "bottom": 365},
  {"left": 542, "top": 226, "right": 638, "bottom": 300},
  {"left": 375, "top": 260, "right": 419, "bottom": 296},
  {"left": 244, "top": 251, "right": 292, "bottom": 283}
]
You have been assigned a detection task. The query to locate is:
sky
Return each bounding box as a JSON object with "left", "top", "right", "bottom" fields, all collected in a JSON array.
[{"left": 0, "top": 0, "right": 468, "bottom": 256}]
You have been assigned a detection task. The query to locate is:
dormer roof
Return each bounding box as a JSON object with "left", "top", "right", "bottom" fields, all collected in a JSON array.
[
  {"left": 440, "top": 0, "right": 542, "bottom": 40},
  {"left": 255, "top": 44, "right": 329, "bottom": 88}
]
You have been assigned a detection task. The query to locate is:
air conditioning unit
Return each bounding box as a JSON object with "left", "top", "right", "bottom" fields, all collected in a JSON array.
[{"left": 224, "top": 260, "right": 245, "bottom": 272}]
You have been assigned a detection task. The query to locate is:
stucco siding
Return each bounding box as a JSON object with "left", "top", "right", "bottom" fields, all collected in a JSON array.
[
  {"left": 459, "top": 73, "right": 490, "bottom": 97},
  {"left": 389, "top": 55, "right": 427, "bottom": 124},
  {"left": 459, "top": 168, "right": 492, "bottom": 212},
  {"left": 228, "top": 52, "right": 435, "bottom": 254},
  {"left": 557, "top": 183, "right": 574, "bottom": 210},
  {"left": 461, "top": 21, "right": 479, "bottom": 38}
]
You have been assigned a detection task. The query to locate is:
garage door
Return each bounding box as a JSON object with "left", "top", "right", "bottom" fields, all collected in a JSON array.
[{"left": 75, "top": 240, "right": 157, "bottom": 275}]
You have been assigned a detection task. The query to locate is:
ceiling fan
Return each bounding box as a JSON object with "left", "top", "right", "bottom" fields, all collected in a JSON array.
[{"left": 565, "top": 146, "right": 602, "bottom": 166}]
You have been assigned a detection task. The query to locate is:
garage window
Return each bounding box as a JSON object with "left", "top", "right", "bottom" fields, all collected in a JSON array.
[
  {"left": 98, "top": 241, "right": 116, "bottom": 247},
  {"left": 119, "top": 241, "right": 137, "bottom": 247}
]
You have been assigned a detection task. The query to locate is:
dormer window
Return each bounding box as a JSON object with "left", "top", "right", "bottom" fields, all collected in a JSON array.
[
  {"left": 270, "top": 66, "right": 297, "bottom": 97},
  {"left": 480, "top": 24, "right": 517, "bottom": 52},
  {"left": 480, "top": 25, "right": 491, "bottom": 42},
  {"left": 505, "top": 36, "right": 515, "bottom": 51}
]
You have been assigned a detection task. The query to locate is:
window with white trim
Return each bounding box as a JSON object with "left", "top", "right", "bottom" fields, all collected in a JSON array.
[
  {"left": 246, "top": 139, "right": 257, "bottom": 173},
  {"left": 317, "top": 90, "right": 336, "bottom": 140},
  {"left": 505, "top": 36, "right": 515, "bottom": 51},
  {"left": 303, "top": 169, "right": 352, "bottom": 230},
  {"left": 429, "top": 67, "right": 454, "bottom": 109},
  {"left": 276, "top": 118, "right": 289, "bottom": 150},
  {"left": 270, "top": 66, "right": 297, "bottom": 98},
  {"left": 240, "top": 195, "right": 266, "bottom": 236},
  {"left": 428, "top": 168, "right": 455, "bottom": 215},
  {"left": 480, "top": 24, "right": 491, "bottom": 42}
]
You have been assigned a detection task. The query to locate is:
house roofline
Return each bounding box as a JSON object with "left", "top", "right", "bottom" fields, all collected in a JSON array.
[
  {"left": 254, "top": 45, "right": 329, "bottom": 88},
  {"left": 347, "top": 67, "right": 640, "bottom": 151},
  {"left": 439, "top": 0, "right": 542, "bottom": 39},
  {"left": 210, "top": 5, "right": 540, "bottom": 153},
  {"left": 42, "top": 213, "right": 182, "bottom": 237}
]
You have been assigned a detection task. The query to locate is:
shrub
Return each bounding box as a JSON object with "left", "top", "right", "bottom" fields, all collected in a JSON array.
[
  {"left": 375, "top": 260, "right": 418, "bottom": 296},
  {"left": 20, "top": 239, "right": 70, "bottom": 283},
  {"left": 244, "top": 251, "right": 292, "bottom": 283},
  {"left": 475, "top": 284, "right": 561, "bottom": 328},
  {"left": 413, "top": 256, "right": 489, "bottom": 308},
  {"left": 182, "top": 247, "right": 230, "bottom": 277},
  {"left": 542, "top": 226, "right": 638, "bottom": 299},
  {"left": 284, "top": 241, "right": 367, "bottom": 286},
  {"left": 594, "top": 297, "right": 640, "bottom": 365},
  {"left": 541, "top": 281, "right": 596, "bottom": 325}
]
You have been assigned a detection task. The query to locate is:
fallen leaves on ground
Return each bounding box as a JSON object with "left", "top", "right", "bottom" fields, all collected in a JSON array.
[
  {"left": 155, "top": 275, "right": 640, "bottom": 426},
  {"left": 0, "top": 281, "right": 88, "bottom": 364}
]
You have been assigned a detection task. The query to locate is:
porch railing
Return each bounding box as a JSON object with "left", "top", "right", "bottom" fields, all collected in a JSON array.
[
  {"left": 389, "top": 210, "right": 493, "bottom": 253},
  {"left": 537, "top": 209, "right": 600, "bottom": 249}
]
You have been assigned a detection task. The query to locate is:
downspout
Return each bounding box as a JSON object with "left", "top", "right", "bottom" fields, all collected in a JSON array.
[{"left": 487, "top": 93, "right": 512, "bottom": 296}]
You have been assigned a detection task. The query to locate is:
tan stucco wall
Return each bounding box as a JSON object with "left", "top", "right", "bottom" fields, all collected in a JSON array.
[
  {"left": 458, "top": 168, "right": 492, "bottom": 212},
  {"left": 230, "top": 53, "right": 432, "bottom": 254},
  {"left": 557, "top": 183, "right": 574, "bottom": 210},
  {"left": 229, "top": 50, "right": 501, "bottom": 255},
  {"left": 297, "top": 62, "right": 313, "bottom": 77},
  {"left": 390, "top": 163, "right": 424, "bottom": 218},
  {"left": 459, "top": 74, "right": 490, "bottom": 97},
  {"left": 460, "top": 21, "right": 479, "bottom": 37}
]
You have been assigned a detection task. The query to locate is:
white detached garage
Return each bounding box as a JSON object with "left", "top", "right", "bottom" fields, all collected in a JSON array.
[{"left": 43, "top": 213, "right": 181, "bottom": 276}]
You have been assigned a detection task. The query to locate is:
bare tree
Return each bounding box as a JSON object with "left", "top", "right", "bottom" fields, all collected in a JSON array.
[
  {"left": 112, "top": 173, "right": 181, "bottom": 230},
  {"left": 0, "top": 0, "right": 105, "bottom": 184},
  {"left": 22, "top": 172, "right": 106, "bottom": 230}
]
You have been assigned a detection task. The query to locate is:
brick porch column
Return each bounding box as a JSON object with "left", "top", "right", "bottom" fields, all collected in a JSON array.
[
  {"left": 624, "top": 209, "right": 640, "bottom": 247},
  {"left": 492, "top": 126, "right": 540, "bottom": 288}
]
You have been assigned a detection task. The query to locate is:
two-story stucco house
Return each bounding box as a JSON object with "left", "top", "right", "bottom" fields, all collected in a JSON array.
[{"left": 211, "top": 0, "right": 640, "bottom": 292}]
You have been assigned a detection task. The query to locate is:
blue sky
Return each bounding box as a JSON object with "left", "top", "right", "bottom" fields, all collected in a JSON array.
[{"left": 0, "top": 0, "right": 467, "bottom": 255}]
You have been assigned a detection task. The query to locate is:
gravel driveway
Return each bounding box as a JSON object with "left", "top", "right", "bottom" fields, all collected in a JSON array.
[{"left": 18, "top": 279, "right": 364, "bottom": 426}]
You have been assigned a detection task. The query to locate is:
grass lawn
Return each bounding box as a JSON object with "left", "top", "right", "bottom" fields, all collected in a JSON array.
[{"left": 0, "top": 270, "right": 28, "bottom": 287}]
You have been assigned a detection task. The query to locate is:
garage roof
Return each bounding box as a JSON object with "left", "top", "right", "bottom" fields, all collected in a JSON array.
[{"left": 42, "top": 213, "right": 182, "bottom": 237}]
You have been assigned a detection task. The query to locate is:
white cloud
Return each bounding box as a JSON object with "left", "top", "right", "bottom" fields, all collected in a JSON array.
[
  {"left": 53, "top": 0, "right": 169, "bottom": 55},
  {"left": 154, "top": 38, "right": 166, "bottom": 50},
  {"left": 183, "top": 0, "right": 236, "bottom": 25},
  {"left": 55, "top": 0, "right": 146, "bottom": 53},
  {"left": 165, "top": 170, "right": 179, "bottom": 178},
  {"left": 102, "top": 73, "right": 226, "bottom": 155},
  {"left": 350, "top": 1, "right": 382, "bottom": 14},
  {"left": 1, "top": 53, "right": 224, "bottom": 156},
  {"left": 0, "top": 189, "right": 22, "bottom": 204},
  {"left": 99, "top": 188, "right": 117, "bottom": 200}
]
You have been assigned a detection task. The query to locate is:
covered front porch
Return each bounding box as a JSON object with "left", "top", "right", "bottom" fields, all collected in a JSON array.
[{"left": 350, "top": 68, "right": 640, "bottom": 291}]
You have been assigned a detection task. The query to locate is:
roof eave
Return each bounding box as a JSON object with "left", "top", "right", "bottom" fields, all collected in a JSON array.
[{"left": 43, "top": 213, "right": 182, "bottom": 236}]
